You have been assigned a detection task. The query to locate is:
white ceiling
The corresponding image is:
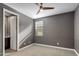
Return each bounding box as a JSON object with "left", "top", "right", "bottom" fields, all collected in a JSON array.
[{"left": 4, "top": 3, "right": 79, "bottom": 19}]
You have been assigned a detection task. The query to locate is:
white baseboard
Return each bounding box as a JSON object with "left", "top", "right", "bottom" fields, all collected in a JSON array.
[
  {"left": 74, "top": 49, "right": 79, "bottom": 56},
  {"left": 34, "top": 43, "right": 79, "bottom": 56},
  {"left": 34, "top": 43, "right": 74, "bottom": 51},
  {"left": 18, "top": 43, "right": 79, "bottom": 56},
  {"left": 18, "top": 43, "right": 34, "bottom": 51}
]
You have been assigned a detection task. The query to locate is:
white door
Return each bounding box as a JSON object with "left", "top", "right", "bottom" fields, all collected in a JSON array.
[{"left": 9, "top": 16, "right": 17, "bottom": 50}]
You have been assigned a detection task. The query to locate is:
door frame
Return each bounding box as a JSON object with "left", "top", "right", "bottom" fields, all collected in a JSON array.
[{"left": 3, "top": 8, "right": 19, "bottom": 55}]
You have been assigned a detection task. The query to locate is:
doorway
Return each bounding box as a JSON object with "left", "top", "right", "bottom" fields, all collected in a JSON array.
[{"left": 3, "top": 9, "right": 19, "bottom": 55}]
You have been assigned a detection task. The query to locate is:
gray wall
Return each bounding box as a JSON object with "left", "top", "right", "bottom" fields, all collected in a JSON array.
[
  {"left": 0, "top": 3, "right": 33, "bottom": 33},
  {"left": 0, "top": 3, "right": 76, "bottom": 51},
  {"left": 0, "top": 3, "right": 34, "bottom": 48},
  {"left": 35, "top": 12, "right": 74, "bottom": 49},
  {"left": 74, "top": 5, "right": 79, "bottom": 53},
  {"left": 19, "top": 32, "right": 34, "bottom": 48},
  {"left": 0, "top": 7, "right": 3, "bottom": 55}
]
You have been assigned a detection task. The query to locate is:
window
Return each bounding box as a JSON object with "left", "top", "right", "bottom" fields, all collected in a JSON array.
[{"left": 35, "top": 21, "right": 43, "bottom": 36}]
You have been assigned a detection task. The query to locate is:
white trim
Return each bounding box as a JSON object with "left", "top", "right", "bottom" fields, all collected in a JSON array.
[
  {"left": 18, "top": 43, "right": 34, "bottom": 51},
  {"left": 14, "top": 43, "right": 79, "bottom": 56},
  {"left": 16, "top": 12, "right": 19, "bottom": 51},
  {"left": 74, "top": 49, "right": 79, "bottom": 56},
  {"left": 3, "top": 8, "right": 19, "bottom": 55},
  {"left": 4, "top": 9, "right": 19, "bottom": 16},
  {"left": 34, "top": 43, "right": 79, "bottom": 56},
  {"left": 34, "top": 43, "right": 74, "bottom": 51},
  {"left": 3, "top": 8, "right": 5, "bottom": 56}
]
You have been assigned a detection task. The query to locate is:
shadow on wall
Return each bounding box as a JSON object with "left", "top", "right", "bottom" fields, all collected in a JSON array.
[{"left": 19, "top": 24, "right": 33, "bottom": 47}]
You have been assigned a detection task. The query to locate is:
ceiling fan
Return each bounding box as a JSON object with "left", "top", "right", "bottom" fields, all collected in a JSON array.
[{"left": 35, "top": 3, "right": 54, "bottom": 14}]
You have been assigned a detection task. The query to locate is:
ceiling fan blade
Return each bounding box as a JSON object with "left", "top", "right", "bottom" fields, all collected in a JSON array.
[
  {"left": 36, "top": 9, "right": 40, "bottom": 14},
  {"left": 43, "top": 7, "right": 54, "bottom": 10}
]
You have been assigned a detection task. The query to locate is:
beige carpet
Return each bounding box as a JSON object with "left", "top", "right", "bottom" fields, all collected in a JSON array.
[{"left": 5, "top": 44, "right": 77, "bottom": 56}]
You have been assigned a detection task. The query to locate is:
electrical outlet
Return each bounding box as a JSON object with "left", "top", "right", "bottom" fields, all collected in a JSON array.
[{"left": 57, "top": 42, "right": 59, "bottom": 45}]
